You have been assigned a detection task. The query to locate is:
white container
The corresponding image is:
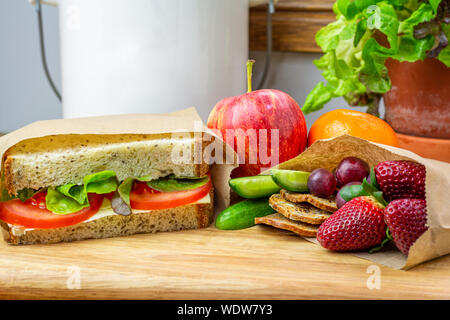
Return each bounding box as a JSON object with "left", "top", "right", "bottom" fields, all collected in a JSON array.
[{"left": 44, "top": 0, "right": 249, "bottom": 120}]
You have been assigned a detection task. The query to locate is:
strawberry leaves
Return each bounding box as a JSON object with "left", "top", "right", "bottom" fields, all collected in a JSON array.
[
  {"left": 362, "top": 178, "right": 388, "bottom": 207},
  {"left": 339, "top": 173, "right": 387, "bottom": 207},
  {"left": 369, "top": 228, "right": 393, "bottom": 253},
  {"left": 369, "top": 167, "right": 380, "bottom": 189},
  {"left": 339, "top": 183, "right": 365, "bottom": 201}
]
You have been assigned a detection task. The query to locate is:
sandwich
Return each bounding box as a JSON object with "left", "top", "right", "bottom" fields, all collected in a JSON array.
[{"left": 0, "top": 132, "right": 214, "bottom": 245}]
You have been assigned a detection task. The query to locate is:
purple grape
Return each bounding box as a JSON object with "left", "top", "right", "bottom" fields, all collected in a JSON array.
[
  {"left": 335, "top": 157, "right": 369, "bottom": 186},
  {"left": 307, "top": 168, "right": 337, "bottom": 198},
  {"left": 334, "top": 171, "right": 342, "bottom": 188},
  {"left": 336, "top": 181, "right": 361, "bottom": 209}
]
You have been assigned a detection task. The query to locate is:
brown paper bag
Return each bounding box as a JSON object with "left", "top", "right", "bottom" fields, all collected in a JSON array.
[
  {"left": 274, "top": 135, "right": 450, "bottom": 270},
  {"left": 0, "top": 107, "right": 238, "bottom": 214}
]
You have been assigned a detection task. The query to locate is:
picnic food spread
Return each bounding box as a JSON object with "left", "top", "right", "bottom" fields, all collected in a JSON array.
[
  {"left": 0, "top": 99, "right": 448, "bottom": 272},
  {"left": 0, "top": 44, "right": 448, "bottom": 271},
  {"left": 0, "top": 104, "right": 445, "bottom": 270}
]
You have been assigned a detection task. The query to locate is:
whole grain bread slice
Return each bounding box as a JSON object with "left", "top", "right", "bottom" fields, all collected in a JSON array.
[
  {"left": 269, "top": 194, "right": 332, "bottom": 225},
  {"left": 280, "top": 189, "right": 337, "bottom": 212},
  {"left": 2, "top": 133, "right": 211, "bottom": 196},
  {"left": 255, "top": 213, "right": 319, "bottom": 237},
  {"left": 1, "top": 191, "right": 213, "bottom": 245}
]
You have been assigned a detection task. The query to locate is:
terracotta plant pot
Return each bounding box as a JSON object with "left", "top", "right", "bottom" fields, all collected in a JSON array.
[
  {"left": 383, "top": 58, "right": 450, "bottom": 162},
  {"left": 396, "top": 133, "right": 450, "bottom": 163}
]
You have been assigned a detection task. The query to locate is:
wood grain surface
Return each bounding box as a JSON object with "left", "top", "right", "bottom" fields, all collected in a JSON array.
[
  {"left": 0, "top": 225, "right": 449, "bottom": 300},
  {"left": 250, "top": 0, "right": 335, "bottom": 53},
  {"left": 273, "top": 0, "right": 335, "bottom": 11}
]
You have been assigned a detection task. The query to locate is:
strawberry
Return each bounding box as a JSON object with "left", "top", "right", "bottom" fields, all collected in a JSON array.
[
  {"left": 384, "top": 199, "right": 428, "bottom": 255},
  {"left": 374, "top": 160, "right": 425, "bottom": 201},
  {"left": 317, "top": 196, "right": 386, "bottom": 251}
]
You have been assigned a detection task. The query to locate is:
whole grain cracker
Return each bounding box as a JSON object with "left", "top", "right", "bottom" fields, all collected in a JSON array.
[
  {"left": 269, "top": 194, "right": 331, "bottom": 225},
  {"left": 280, "top": 189, "right": 337, "bottom": 212},
  {"left": 255, "top": 213, "right": 319, "bottom": 237}
]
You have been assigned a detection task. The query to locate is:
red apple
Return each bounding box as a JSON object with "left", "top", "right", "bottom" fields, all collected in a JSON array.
[{"left": 207, "top": 60, "right": 307, "bottom": 177}]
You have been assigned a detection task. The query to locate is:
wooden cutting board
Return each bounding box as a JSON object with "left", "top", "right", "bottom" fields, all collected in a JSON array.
[{"left": 0, "top": 225, "right": 449, "bottom": 299}]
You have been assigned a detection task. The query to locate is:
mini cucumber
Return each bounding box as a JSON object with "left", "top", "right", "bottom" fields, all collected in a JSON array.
[
  {"left": 228, "top": 175, "right": 281, "bottom": 199},
  {"left": 215, "top": 198, "right": 275, "bottom": 230},
  {"left": 271, "top": 169, "right": 310, "bottom": 193}
]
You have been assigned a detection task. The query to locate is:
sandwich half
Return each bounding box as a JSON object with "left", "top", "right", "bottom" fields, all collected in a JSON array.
[{"left": 0, "top": 133, "right": 214, "bottom": 245}]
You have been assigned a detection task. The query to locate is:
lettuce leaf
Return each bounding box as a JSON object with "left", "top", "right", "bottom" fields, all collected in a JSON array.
[
  {"left": 47, "top": 170, "right": 118, "bottom": 214},
  {"left": 147, "top": 176, "right": 209, "bottom": 192},
  {"left": 398, "top": 2, "right": 435, "bottom": 34},
  {"left": 117, "top": 175, "right": 153, "bottom": 207},
  {"left": 3, "top": 169, "right": 209, "bottom": 215},
  {"left": 393, "top": 34, "right": 435, "bottom": 62},
  {"left": 360, "top": 38, "right": 392, "bottom": 93},
  {"left": 359, "top": 2, "right": 400, "bottom": 93},
  {"left": 316, "top": 17, "right": 348, "bottom": 51},
  {"left": 117, "top": 175, "right": 209, "bottom": 208},
  {"left": 117, "top": 177, "right": 135, "bottom": 208},
  {"left": 56, "top": 171, "right": 117, "bottom": 203},
  {"left": 302, "top": 0, "right": 447, "bottom": 114},
  {"left": 1, "top": 188, "right": 37, "bottom": 202},
  {"left": 0, "top": 173, "right": 37, "bottom": 202},
  {"left": 46, "top": 188, "right": 87, "bottom": 215},
  {"left": 429, "top": 0, "right": 442, "bottom": 13}
]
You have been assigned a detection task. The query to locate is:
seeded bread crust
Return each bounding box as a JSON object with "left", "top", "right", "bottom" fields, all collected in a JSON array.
[
  {"left": 2, "top": 133, "right": 210, "bottom": 196},
  {"left": 1, "top": 190, "right": 213, "bottom": 245}
]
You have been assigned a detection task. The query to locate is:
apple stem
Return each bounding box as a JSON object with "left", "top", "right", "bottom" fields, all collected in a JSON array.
[{"left": 247, "top": 59, "right": 255, "bottom": 93}]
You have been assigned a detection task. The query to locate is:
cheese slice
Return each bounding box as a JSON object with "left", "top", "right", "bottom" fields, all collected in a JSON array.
[
  {"left": 9, "top": 193, "right": 211, "bottom": 235},
  {"left": 83, "top": 194, "right": 211, "bottom": 223}
]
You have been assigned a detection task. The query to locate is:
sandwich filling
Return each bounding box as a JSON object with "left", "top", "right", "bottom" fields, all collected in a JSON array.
[{"left": 0, "top": 170, "right": 212, "bottom": 230}]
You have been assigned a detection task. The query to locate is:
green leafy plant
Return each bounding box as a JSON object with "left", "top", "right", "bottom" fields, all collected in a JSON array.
[{"left": 303, "top": 0, "right": 450, "bottom": 116}]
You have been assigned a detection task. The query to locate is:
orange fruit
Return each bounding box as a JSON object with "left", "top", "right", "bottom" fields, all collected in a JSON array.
[{"left": 308, "top": 109, "right": 398, "bottom": 147}]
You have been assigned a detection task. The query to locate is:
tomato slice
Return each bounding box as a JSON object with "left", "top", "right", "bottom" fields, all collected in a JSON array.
[
  {"left": 0, "top": 192, "right": 104, "bottom": 229},
  {"left": 130, "top": 177, "right": 212, "bottom": 211}
]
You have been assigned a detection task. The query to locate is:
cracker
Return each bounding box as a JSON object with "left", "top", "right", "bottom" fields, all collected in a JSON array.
[
  {"left": 280, "top": 189, "right": 337, "bottom": 212},
  {"left": 269, "top": 194, "right": 331, "bottom": 225},
  {"left": 255, "top": 213, "right": 319, "bottom": 237}
]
